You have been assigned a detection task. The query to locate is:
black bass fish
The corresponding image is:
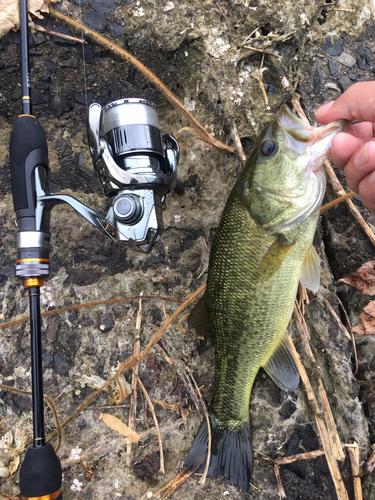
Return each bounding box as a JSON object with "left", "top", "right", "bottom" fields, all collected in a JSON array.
[{"left": 185, "top": 105, "right": 347, "bottom": 491}]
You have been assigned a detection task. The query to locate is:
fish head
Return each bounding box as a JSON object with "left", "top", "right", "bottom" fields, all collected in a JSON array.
[{"left": 240, "top": 104, "right": 348, "bottom": 230}]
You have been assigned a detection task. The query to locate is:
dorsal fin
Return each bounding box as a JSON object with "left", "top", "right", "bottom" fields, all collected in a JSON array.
[
  {"left": 263, "top": 336, "right": 299, "bottom": 391},
  {"left": 187, "top": 294, "right": 210, "bottom": 337},
  {"left": 300, "top": 244, "right": 320, "bottom": 292}
]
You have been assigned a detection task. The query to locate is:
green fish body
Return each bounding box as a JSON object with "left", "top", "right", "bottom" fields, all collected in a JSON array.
[{"left": 185, "top": 105, "right": 347, "bottom": 491}]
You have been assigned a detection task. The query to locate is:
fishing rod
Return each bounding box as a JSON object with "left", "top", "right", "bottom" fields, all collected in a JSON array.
[
  {"left": 8, "top": 1, "right": 182, "bottom": 497},
  {"left": 8, "top": 0, "right": 63, "bottom": 498}
]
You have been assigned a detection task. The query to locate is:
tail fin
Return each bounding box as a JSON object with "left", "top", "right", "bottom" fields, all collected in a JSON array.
[{"left": 184, "top": 414, "right": 252, "bottom": 491}]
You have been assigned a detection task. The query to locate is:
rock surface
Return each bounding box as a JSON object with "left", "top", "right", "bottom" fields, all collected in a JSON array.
[{"left": 0, "top": 0, "right": 375, "bottom": 499}]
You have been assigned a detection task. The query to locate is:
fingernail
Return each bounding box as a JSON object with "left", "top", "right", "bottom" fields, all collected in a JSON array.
[
  {"left": 315, "top": 101, "right": 334, "bottom": 117},
  {"left": 354, "top": 144, "right": 369, "bottom": 167},
  {"left": 369, "top": 170, "right": 375, "bottom": 184}
]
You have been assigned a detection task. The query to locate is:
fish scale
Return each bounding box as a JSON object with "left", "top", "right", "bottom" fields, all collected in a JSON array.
[{"left": 184, "top": 105, "right": 348, "bottom": 491}]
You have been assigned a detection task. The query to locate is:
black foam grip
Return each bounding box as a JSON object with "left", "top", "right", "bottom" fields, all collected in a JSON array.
[
  {"left": 20, "top": 443, "right": 62, "bottom": 499},
  {"left": 9, "top": 115, "right": 48, "bottom": 215}
]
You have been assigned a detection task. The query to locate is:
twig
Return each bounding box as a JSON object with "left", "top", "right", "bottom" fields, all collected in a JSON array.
[
  {"left": 293, "top": 304, "right": 345, "bottom": 462},
  {"left": 274, "top": 464, "right": 286, "bottom": 498},
  {"left": 243, "top": 46, "right": 283, "bottom": 59},
  {"left": 348, "top": 443, "right": 363, "bottom": 500},
  {"left": 31, "top": 22, "right": 86, "bottom": 43},
  {"left": 276, "top": 449, "right": 325, "bottom": 465},
  {"left": 324, "top": 161, "right": 375, "bottom": 247},
  {"left": 231, "top": 124, "right": 247, "bottom": 164},
  {"left": 251, "top": 55, "right": 268, "bottom": 105},
  {"left": 48, "top": 7, "right": 235, "bottom": 154},
  {"left": 158, "top": 340, "right": 205, "bottom": 420},
  {"left": 136, "top": 375, "right": 164, "bottom": 474},
  {"left": 46, "top": 284, "right": 206, "bottom": 444},
  {"left": 320, "top": 192, "right": 356, "bottom": 213},
  {"left": 336, "top": 295, "right": 358, "bottom": 375},
  {"left": 323, "top": 299, "right": 351, "bottom": 341},
  {"left": 291, "top": 95, "right": 309, "bottom": 123},
  {"left": 151, "top": 465, "right": 197, "bottom": 500},
  {"left": 126, "top": 337, "right": 140, "bottom": 467},
  {"left": 0, "top": 384, "right": 62, "bottom": 453},
  {"left": 286, "top": 335, "right": 349, "bottom": 500},
  {"left": 366, "top": 445, "right": 375, "bottom": 472},
  {"left": 185, "top": 367, "right": 211, "bottom": 485},
  {"left": 0, "top": 295, "right": 183, "bottom": 330}
]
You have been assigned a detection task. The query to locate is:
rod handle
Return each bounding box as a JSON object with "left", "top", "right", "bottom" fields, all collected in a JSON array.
[
  {"left": 9, "top": 115, "right": 49, "bottom": 220},
  {"left": 20, "top": 443, "right": 62, "bottom": 499}
]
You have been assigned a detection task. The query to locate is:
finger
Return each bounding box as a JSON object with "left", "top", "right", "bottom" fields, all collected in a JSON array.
[
  {"left": 342, "top": 141, "right": 375, "bottom": 193},
  {"left": 329, "top": 133, "right": 368, "bottom": 170},
  {"left": 357, "top": 169, "right": 375, "bottom": 214},
  {"left": 346, "top": 122, "right": 375, "bottom": 139},
  {"left": 315, "top": 82, "right": 375, "bottom": 124}
]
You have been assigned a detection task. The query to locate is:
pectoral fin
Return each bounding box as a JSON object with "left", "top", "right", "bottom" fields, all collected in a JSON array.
[
  {"left": 299, "top": 244, "right": 320, "bottom": 292},
  {"left": 187, "top": 294, "right": 210, "bottom": 337},
  {"left": 263, "top": 337, "right": 299, "bottom": 391},
  {"left": 256, "top": 235, "right": 295, "bottom": 282}
]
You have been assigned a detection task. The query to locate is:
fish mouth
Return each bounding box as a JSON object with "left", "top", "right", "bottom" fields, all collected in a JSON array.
[{"left": 276, "top": 104, "right": 349, "bottom": 169}]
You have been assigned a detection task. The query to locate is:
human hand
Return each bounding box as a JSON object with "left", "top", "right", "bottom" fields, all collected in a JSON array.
[{"left": 315, "top": 81, "right": 375, "bottom": 214}]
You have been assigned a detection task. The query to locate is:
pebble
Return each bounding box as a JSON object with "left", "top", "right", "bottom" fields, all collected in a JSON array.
[
  {"left": 50, "top": 94, "right": 71, "bottom": 117},
  {"left": 107, "top": 23, "right": 123, "bottom": 37},
  {"left": 77, "top": 44, "right": 94, "bottom": 64},
  {"left": 31, "top": 88, "right": 49, "bottom": 105},
  {"left": 313, "top": 67, "right": 322, "bottom": 94},
  {"left": 44, "top": 60, "right": 58, "bottom": 73},
  {"left": 338, "top": 76, "right": 354, "bottom": 92},
  {"left": 327, "top": 59, "right": 339, "bottom": 75},
  {"left": 90, "top": 254, "right": 109, "bottom": 266},
  {"left": 98, "top": 317, "right": 115, "bottom": 332},
  {"left": 348, "top": 73, "right": 358, "bottom": 80},
  {"left": 324, "top": 36, "right": 344, "bottom": 57},
  {"left": 74, "top": 91, "right": 94, "bottom": 105},
  {"left": 266, "top": 84, "right": 277, "bottom": 96},
  {"left": 0, "top": 467, "right": 9, "bottom": 479},
  {"left": 54, "top": 352, "right": 70, "bottom": 376},
  {"left": 364, "top": 47, "right": 375, "bottom": 70},
  {"left": 4, "top": 66, "right": 19, "bottom": 74},
  {"left": 357, "top": 54, "right": 366, "bottom": 70},
  {"left": 60, "top": 57, "right": 78, "bottom": 68},
  {"left": 325, "top": 82, "right": 340, "bottom": 92},
  {"left": 82, "top": 12, "right": 106, "bottom": 33},
  {"left": 337, "top": 52, "right": 356, "bottom": 68},
  {"left": 108, "top": 82, "right": 121, "bottom": 101},
  {"left": 351, "top": 42, "right": 362, "bottom": 53},
  {"left": 90, "top": 0, "right": 117, "bottom": 14}
]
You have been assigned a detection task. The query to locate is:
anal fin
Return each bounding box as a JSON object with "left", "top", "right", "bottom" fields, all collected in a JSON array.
[
  {"left": 263, "top": 337, "right": 299, "bottom": 391},
  {"left": 300, "top": 244, "right": 320, "bottom": 292}
]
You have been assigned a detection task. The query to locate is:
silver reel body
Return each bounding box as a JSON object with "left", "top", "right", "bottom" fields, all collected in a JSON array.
[{"left": 33, "top": 98, "right": 180, "bottom": 255}]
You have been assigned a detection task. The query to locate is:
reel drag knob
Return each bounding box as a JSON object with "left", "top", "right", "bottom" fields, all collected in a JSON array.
[{"left": 114, "top": 194, "right": 143, "bottom": 224}]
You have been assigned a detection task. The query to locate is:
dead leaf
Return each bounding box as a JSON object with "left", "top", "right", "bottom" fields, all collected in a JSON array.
[
  {"left": 0, "top": 0, "right": 54, "bottom": 38},
  {"left": 339, "top": 261, "right": 375, "bottom": 295},
  {"left": 352, "top": 301, "right": 375, "bottom": 336},
  {"left": 8, "top": 455, "right": 20, "bottom": 476},
  {"left": 99, "top": 413, "right": 140, "bottom": 443}
]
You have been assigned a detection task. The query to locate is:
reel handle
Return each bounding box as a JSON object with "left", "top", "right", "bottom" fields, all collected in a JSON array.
[{"left": 9, "top": 115, "right": 49, "bottom": 231}]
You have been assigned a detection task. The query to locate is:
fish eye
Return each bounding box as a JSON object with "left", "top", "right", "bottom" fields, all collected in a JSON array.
[{"left": 261, "top": 139, "right": 277, "bottom": 157}]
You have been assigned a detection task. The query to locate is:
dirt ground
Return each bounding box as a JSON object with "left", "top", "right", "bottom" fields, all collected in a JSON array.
[{"left": 1, "top": 0, "right": 375, "bottom": 499}]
